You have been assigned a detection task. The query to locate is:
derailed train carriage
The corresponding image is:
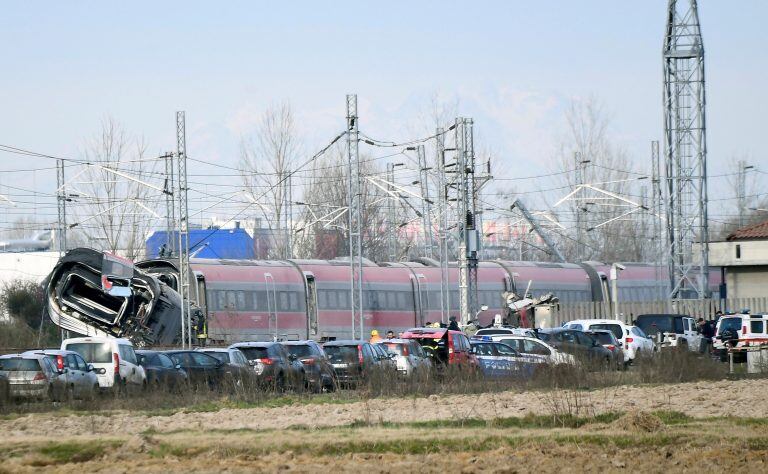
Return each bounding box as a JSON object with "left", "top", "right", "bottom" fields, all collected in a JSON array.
[{"left": 45, "top": 248, "right": 721, "bottom": 345}]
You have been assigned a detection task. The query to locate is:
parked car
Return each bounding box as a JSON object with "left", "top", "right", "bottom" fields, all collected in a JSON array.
[
  {"left": 322, "top": 340, "right": 385, "bottom": 386},
  {"left": 229, "top": 342, "right": 305, "bottom": 391},
  {"left": 371, "top": 343, "right": 398, "bottom": 373},
  {"left": 635, "top": 314, "right": 701, "bottom": 352},
  {"left": 713, "top": 313, "right": 768, "bottom": 361},
  {"left": 136, "top": 350, "right": 188, "bottom": 390},
  {"left": 585, "top": 330, "right": 625, "bottom": 370},
  {"left": 163, "top": 350, "right": 239, "bottom": 389},
  {"left": 0, "top": 354, "right": 65, "bottom": 401},
  {"left": 562, "top": 319, "right": 655, "bottom": 363},
  {"left": 377, "top": 338, "right": 432, "bottom": 377},
  {"left": 474, "top": 335, "right": 576, "bottom": 366},
  {"left": 474, "top": 327, "right": 538, "bottom": 339},
  {"left": 62, "top": 336, "right": 146, "bottom": 392},
  {"left": 400, "top": 327, "right": 475, "bottom": 369},
  {"left": 468, "top": 341, "right": 537, "bottom": 379},
  {"left": 23, "top": 349, "right": 100, "bottom": 399},
  {"left": 197, "top": 348, "right": 255, "bottom": 387},
  {"left": 282, "top": 341, "right": 337, "bottom": 392},
  {"left": 536, "top": 328, "right": 613, "bottom": 368}
]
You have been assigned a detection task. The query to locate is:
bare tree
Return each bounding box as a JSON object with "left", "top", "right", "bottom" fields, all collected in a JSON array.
[
  {"left": 293, "top": 148, "right": 393, "bottom": 261},
  {"left": 240, "top": 102, "right": 300, "bottom": 259},
  {"left": 69, "top": 118, "right": 158, "bottom": 260},
  {"left": 550, "top": 97, "right": 650, "bottom": 262}
]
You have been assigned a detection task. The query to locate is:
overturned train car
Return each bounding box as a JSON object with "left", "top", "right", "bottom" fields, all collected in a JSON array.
[{"left": 45, "top": 248, "right": 184, "bottom": 345}]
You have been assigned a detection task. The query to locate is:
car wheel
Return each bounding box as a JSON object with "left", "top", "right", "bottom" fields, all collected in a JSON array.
[
  {"left": 65, "top": 385, "right": 75, "bottom": 402},
  {"left": 275, "top": 373, "right": 285, "bottom": 393},
  {"left": 47, "top": 384, "right": 56, "bottom": 402}
]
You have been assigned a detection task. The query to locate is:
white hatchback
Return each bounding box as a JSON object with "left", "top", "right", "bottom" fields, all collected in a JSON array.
[
  {"left": 563, "top": 319, "right": 655, "bottom": 363},
  {"left": 62, "top": 337, "right": 146, "bottom": 391},
  {"left": 478, "top": 335, "right": 576, "bottom": 366}
]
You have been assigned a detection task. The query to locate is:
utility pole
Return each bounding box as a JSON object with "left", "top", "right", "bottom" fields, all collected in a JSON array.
[
  {"left": 455, "top": 118, "right": 479, "bottom": 325},
  {"left": 663, "top": 0, "right": 709, "bottom": 299},
  {"left": 163, "top": 152, "right": 176, "bottom": 256},
  {"left": 176, "top": 111, "right": 192, "bottom": 348},
  {"left": 574, "top": 152, "right": 587, "bottom": 261},
  {"left": 436, "top": 127, "right": 451, "bottom": 324},
  {"left": 286, "top": 172, "right": 293, "bottom": 259},
  {"left": 737, "top": 160, "right": 754, "bottom": 227},
  {"left": 417, "top": 144, "right": 434, "bottom": 259},
  {"left": 56, "top": 159, "right": 67, "bottom": 254},
  {"left": 346, "top": 94, "right": 364, "bottom": 340}
]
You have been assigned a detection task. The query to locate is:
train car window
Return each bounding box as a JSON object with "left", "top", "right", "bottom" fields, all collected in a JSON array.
[
  {"left": 278, "top": 291, "right": 289, "bottom": 311},
  {"left": 365, "top": 291, "right": 378, "bottom": 310},
  {"left": 338, "top": 290, "right": 350, "bottom": 310},
  {"left": 386, "top": 291, "right": 396, "bottom": 310},
  {"left": 236, "top": 291, "right": 246, "bottom": 310},
  {"left": 225, "top": 291, "right": 237, "bottom": 310},
  {"left": 207, "top": 291, "right": 215, "bottom": 310},
  {"left": 450, "top": 291, "right": 459, "bottom": 310},
  {"left": 327, "top": 290, "right": 338, "bottom": 309},
  {"left": 318, "top": 290, "right": 328, "bottom": 309},
  {"left": 215, "top": 291, "right": 225, "bottom": 311},
  {"left": 288, "top": 292, "right": 298, "bottom": 311},
  {"left": 396, "top": 291, "right": 406, "bottom": 310},
  {"left": 377, "top": 291, "right": 387, "bottom": 309}
]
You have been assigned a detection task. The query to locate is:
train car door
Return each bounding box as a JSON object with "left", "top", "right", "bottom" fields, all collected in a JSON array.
[
  {"left": 303, "top": 272, "right": 318, "bottom": 338},
  {"left": 193, "top": 271, "right": 208, "bottom": 341},
  {"left": 264, "top": 273, "right": 277, "bottom": 340}
]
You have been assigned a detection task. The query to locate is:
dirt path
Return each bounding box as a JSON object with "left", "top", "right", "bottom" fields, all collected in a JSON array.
[{"left": 0, "top": 378, "right": 758, "bottom": 439}]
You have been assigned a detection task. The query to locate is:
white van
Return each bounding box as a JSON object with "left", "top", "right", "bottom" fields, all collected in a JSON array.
[
  {"left": 714, "top": 314, "right": 768, "bottom": 360},
  {"left": 61, "top": 337, "right": 146, "bottom": 391}
]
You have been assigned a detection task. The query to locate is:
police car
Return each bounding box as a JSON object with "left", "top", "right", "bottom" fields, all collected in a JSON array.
[
  {"left": 468, "top": 340, "right": 542, "bottom": 379},
  {"left": 471, "top": 334, "right": 576, "bottom": 366}
]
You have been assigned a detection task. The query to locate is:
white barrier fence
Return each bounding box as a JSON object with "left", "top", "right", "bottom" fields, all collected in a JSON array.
[{"left": 545, "top": 297, "right": 768, "bottom": 327}]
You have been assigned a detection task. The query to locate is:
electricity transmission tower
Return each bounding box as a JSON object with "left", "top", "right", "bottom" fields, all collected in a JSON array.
[
  {"left": 346, "top": 94, "right": 364, "bottom": 339},
  {"left": 435, "top": 127, "right": 451, "bottom": 324},
  {"left": 163, "top": 152, "right": 176, "bottom": 256},
  {"left": 454, "top": 118, "right": 479, "bottom": 325},
  {"left": 663, "top": 0, "right": 709, "bottom": 299},
  {"left": 176, "top": 111, "right": 192, "bottom": 347}
]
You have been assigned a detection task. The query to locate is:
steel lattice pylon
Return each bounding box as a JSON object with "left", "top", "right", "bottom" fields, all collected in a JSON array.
[
  {"left": 454, "top": 118, "right": 478, "bottom": 324},
  {"left": 176, "top": 111, "right": 192, "bottom": 347},
  {"left": 663, "top": 0, "right": 709, "bottom": 299}
]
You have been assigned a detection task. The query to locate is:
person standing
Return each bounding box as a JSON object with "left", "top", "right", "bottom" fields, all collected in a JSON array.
[
  {"left": 369, "top": 330, "right": 382, "bottom": 343},
  {"left": 698, "top": 317, "right": 714, "bottom": 354}
]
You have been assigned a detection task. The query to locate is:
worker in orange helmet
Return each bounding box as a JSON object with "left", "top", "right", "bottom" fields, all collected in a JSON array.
[{"left": 369, "top": 329, "right": 382, "bottom": 343}]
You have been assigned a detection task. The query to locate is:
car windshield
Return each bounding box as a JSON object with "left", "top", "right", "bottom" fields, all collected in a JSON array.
[
  {"left": 0, "top": 358, "right": 41, "bottom": 371},
  {"left": 718, "top": 317, "right": 742, "bottom": 334},
  {"left": 205, "top": 352, "right": 230, "bottom": 363},
  {"left": 382, "top": 343, "right": 406, "bottom": 355},
  {"left": 475, "top": 329, "right": 510, "bottom": 336},
  {"left": 66, "top": 342, "right": 112, "bottom": 363},
  {"left": 285, "top": 345, "right": 314, "bottom": 358},
  {"left": 238, "top": 347, "right": 269, "bottom": 360},
  {"left": 590, "top": 324, "right": 622, "bottom": 340},
  {"left": 637, "top": 316, "right": 674, "bottom": 334},
  {"left": 590, "top": 332, "right": 614, "bottom": 345},
  {"left": 136, "top": 353, "right": 155, "bottom": 366},
  {"left": 324, "top": 345, "right": 358, "bottom": 363}
]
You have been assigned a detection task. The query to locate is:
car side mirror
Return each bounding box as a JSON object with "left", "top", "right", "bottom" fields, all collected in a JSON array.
[
  {"left": 97, "top": 368, "right": 107, "bottom": 375},
  {"left": 247, "top": 360, "right": 256, "bottom": 366},
  {"left": 388, "top": 353, "right": 396, "bottom": 359},
  {"left": 288, "top": 354, "right": 297, "bottom": 361},
  {"left": 617, "top": 342, "right": 623, "bottom": 347},
  {"left": 87, "top": 364, "right": 95, "bottom": 372},
  {"left": 175, "top": 364, "right": 182, "bottom": 370}
]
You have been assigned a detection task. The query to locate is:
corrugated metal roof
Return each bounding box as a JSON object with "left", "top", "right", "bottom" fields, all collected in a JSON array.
[
  {"left": 727, "top": 219, "right": 768, "bottom": 241},
  {"left": 146, "top": 228, "right": 255, "bottom": 259}
]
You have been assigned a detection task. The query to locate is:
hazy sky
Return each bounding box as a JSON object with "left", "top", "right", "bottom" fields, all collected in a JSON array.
[{"left": 0, "top": 1, "right": 765, "bottom": 228}]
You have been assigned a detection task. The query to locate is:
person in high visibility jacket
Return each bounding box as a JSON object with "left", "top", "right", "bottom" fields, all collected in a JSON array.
[{"left": 369, "top": 329, "right": 382, "bottom": 343}]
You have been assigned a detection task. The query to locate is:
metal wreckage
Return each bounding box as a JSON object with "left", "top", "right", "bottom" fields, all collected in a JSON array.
[{"left": 44, "top": 248, "right": 200, "bottom": 346}]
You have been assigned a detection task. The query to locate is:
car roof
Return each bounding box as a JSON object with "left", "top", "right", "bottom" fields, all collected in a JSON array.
[
  {"left": 229, "top": 342, "right": 279, "bottom": 348},
  {"left": 281, "top": 341, "right": 317, "bottom": 346},
  {"left": 565, "top": 319, "right": 624, "bottom": 325},
  {"left": 62, "top": 336, "right": 133, "bottom": 344},
  {"left": 22, "top": 349, "right": 79, "bottom": 355},
  {"left": 379, "top": 338, "right": 412, "bottom": 344},
  {"left": 322, "top": 340, "right": 366, "bottom": 346},
  {"left": 0, "top": 353, "right": 45, "bottom": 360},
  {"left": 197, "top": 348, "right": 231, "bottom": 352}
]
